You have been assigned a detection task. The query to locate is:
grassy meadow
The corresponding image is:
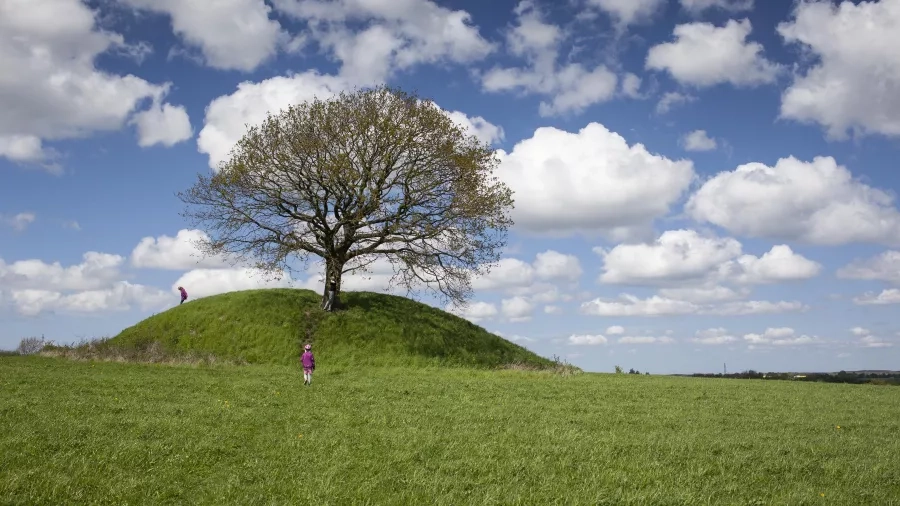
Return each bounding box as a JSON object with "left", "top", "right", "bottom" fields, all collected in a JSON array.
[
  {"left": 2, "top": 355, "right": 899, "bottom": 505},
  {"left": 108, "top": 289, "right": 553, "bottom": 370}
]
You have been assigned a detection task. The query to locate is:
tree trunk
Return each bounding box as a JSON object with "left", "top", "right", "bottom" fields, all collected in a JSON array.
[
  {"left": 321, "top": 257, "right": 345, "bottom": 312},
  {"left": 321, "top": 258, "right": 332, "bottom": 307},
  {"left": 331, "top": 269, "right": 343, "bottom": 310}
]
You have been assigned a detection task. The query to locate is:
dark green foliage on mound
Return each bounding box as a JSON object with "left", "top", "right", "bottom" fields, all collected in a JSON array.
[{"left": 111, "top": 289, "right": 553, "bottom": 369}]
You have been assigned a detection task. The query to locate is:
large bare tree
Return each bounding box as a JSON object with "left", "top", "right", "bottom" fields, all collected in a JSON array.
[{"left": 177, "top": 86, "right": 514, "bottom": 310}]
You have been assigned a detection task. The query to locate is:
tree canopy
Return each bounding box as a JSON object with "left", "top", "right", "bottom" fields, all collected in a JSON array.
[{"left": 177, "top": 86, "right": 514, "bottom": 310}]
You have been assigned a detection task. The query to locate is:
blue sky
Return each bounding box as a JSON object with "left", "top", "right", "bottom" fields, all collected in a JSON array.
[{"left": 3, "top": 0, "right": 900, "bottom": 374}]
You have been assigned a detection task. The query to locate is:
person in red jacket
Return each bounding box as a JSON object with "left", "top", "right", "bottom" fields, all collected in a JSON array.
[{"left": 178, "top": 286, "right": 188, "bottom": 305}]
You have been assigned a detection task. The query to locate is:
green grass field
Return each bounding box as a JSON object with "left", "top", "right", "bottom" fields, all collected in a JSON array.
[
  {"left": 109, "top": 289, "right": 553, "bottom": 369},
  {"left": 3, "top": 356, "right": 899, "bottom": 505}
]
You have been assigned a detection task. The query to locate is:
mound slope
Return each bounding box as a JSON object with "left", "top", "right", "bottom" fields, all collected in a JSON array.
[{"left": 112, "top": 289, "right": 552, "bottom": 369}]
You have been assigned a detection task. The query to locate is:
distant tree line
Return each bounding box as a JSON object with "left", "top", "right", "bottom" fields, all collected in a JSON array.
[
  {"left": 685, "top": 370, "right": 900, "bottom": 386},
  {"left": 614, "top": 365, "right": 650, "bottom": 375}
]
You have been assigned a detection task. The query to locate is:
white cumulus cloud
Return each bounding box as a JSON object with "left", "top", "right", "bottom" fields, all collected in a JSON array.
[
  {"left": 172, "top": 268, "right": 296, "bottom": 300},
  {"left": 682, "top": 130, "right": 717, "bottom": 151},
  {"left": 581, "top": 295, "right": 699, "bottom": 317},
  {"left": 580, "top": 294, "right": 806, "bottom": 317},
  {"left": 131, "top": 229, "right": 229, "bottom": 270},
  {"left": 471, "top": 251, "right": 582, "bottom": 293},
  {"left": 0, "top": 250, "right": 171, "bottom": 316},
  {"left": 853, "top": 289, "right": 900, "bottom": 306},
  {"left": 598, "top": 230, "right": 741, "bottom": 285},
  {"left": 0, "top": 252, "right": 124, "bottom": 291},
  {"left": 743, "top": 327, "right": 817, "bottom": 347},
  {"left": 656, "top": 92, "right": 696, "bottom": 114},
  {"left": 848, "top": 328, "right": 893, "bottom": 348},
  {"left": 481, "top": 1, "right": 618, "bottom": 116},
  {"left": 501, "top": 296, "right": 534, "bottom": 322},
  {"left": 442, "top": 109, "right": 505, "bottom": 145},
  {"left": 850, "top": 327, "right": 870, "bottom": 337},
  {"left": 658, "top": 286, "right": 748, "bottom": 304},
  {"left": 618, "top": 335, "right": 675, "bottom": 345},
  {"left": 646, "top": 19, "right": 782, "bottom": 88},
  {"left": 0, "top": 0, "right": 187, "bottom": 168},
  {"left": 0, "top": 136, "right": 55, "bottom": 167},
  {"left": 568, "top": 334, "right": 608, "bottom": 346},
  {"left": 722, "top": 245, "right": 822, "bottom": 285},
  {"left": 533, "top": 250, "right": 583, "bottom": 281},
  {"left": 686, "top": 156, "right": 900, "bottom": 246},
  {"left": 680, "top": 0, "right": 753, "bottom": 15},
  {"left": 837, "top": 251, "right": 900, "bottom": 284},
  {"left": 119, "top": 0, "right": 289, "bottom": 72},
  {"left": 273, "top": 0, "right": 493, "bottom": 84},
  {"left": 598, "top": 230, "right": 821, "bottom": 286},
  {"left": 446, "top": 301, "right": 499, "bottom": 323},
  {"left": 1, "top": 212, "right": 36, "bottom": 231},
  {"left": 777, "top": 0, "right": 900, "bottom": 139},
  {"left": 692, "top": 328, "right": 738, "bottom": 345},
  {"left": 620, "top": 73, "right": 643, "bottom": 98},
  {"left": 11, "top": 282, "right": 170, "bottom": 316},
  {"left": 197, "top": 72, "right": 352, "bottom": 170},
  {"left": 859, "top": 335, "right": 894, "bottom": 348},
  {"left": 606, "top": 325, "right": 625, "bottom": 335},
  {"left": 496, "top": 122, "right": 695, "bottom": 237},
  {"left": 130, "top": 99, "right": 193, "bottom": 148},
  {"left": 587, "top": 0, "right": 667, "bottom": 28}
]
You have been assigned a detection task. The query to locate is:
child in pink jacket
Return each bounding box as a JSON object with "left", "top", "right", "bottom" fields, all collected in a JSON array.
[{"left": 300, "top": 344, "right": 315, "bottom": 386}]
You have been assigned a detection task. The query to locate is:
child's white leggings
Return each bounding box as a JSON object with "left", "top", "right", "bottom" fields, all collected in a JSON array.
[{"left": 304, "top": 372, "right": 312, "bottom": 384}]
